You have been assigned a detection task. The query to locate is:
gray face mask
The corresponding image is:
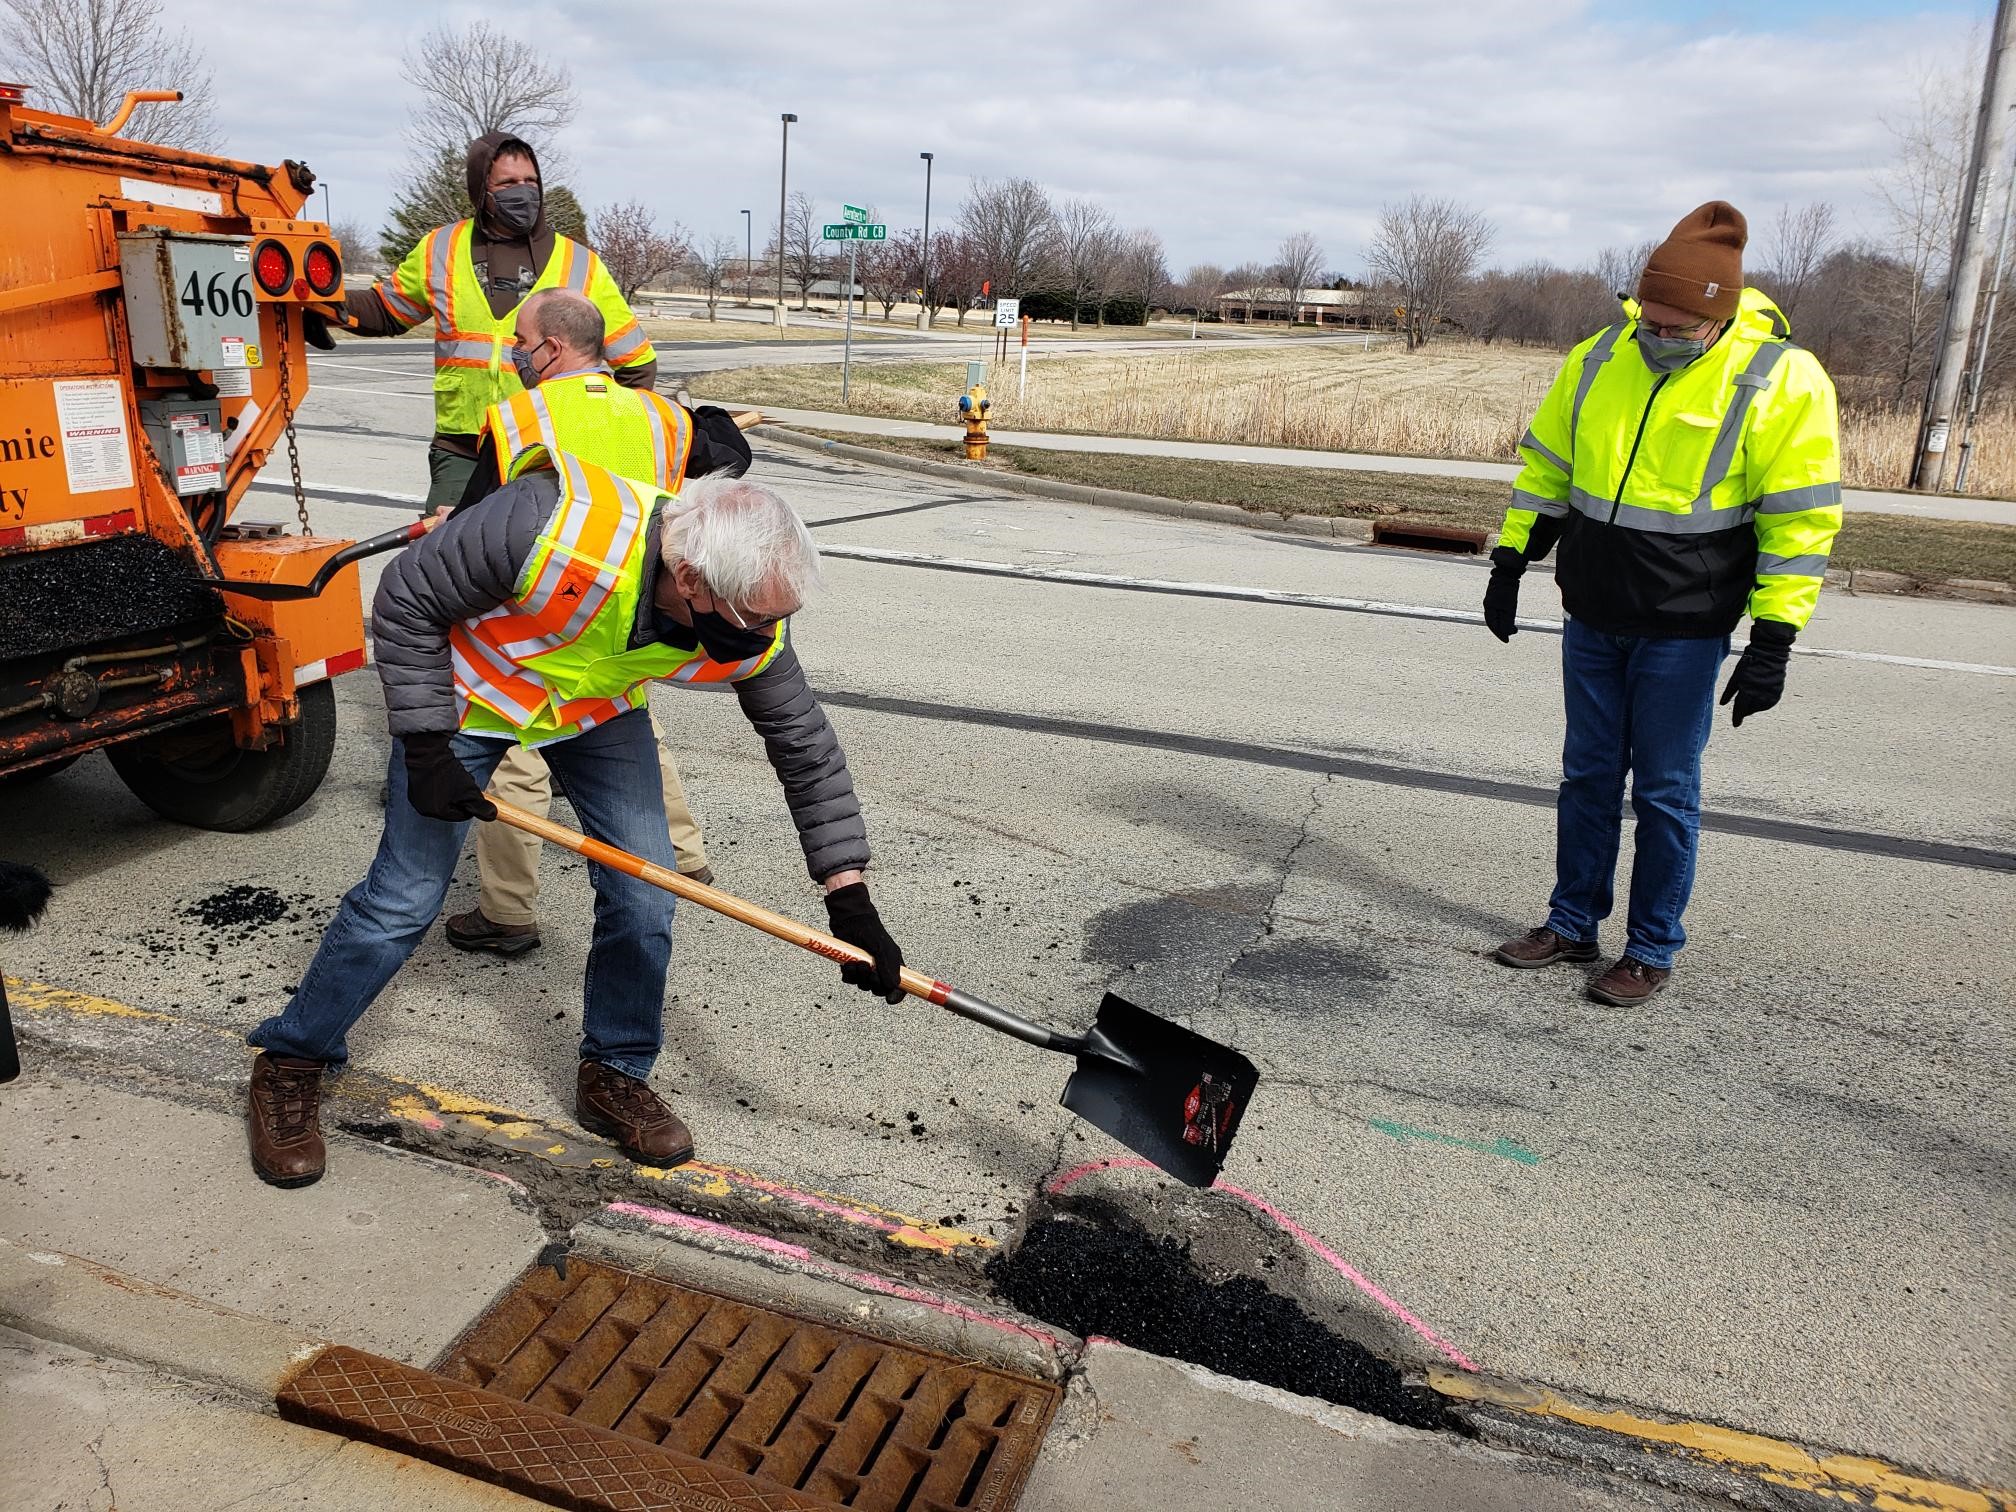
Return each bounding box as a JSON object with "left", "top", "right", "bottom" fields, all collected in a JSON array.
[
  {"left": 510, "top": 337, "right": 551, "bottom": 389},
  {"left": 487, "top": 183, "right": 541, "bottom": 235},
  {"left": 1636, "top": 324, "right": 1709, "bottom": 374}
]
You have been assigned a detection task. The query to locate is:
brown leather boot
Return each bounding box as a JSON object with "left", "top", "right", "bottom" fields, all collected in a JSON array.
[
  {"left": 247, "top": 1052, "right": 326, "bottom": 1188},
  {"left": 576, "top": 1061, "right": 694, "bottom": 1166},
  {"left": 1588, "top": 958, "right": 1672, "bottom": 1006},
  {"left": 1494, "top": 926, "right": 1600, "bottom": 969},
  {"left": 444, "top": 908, "right": 541, "bottom": 956}
]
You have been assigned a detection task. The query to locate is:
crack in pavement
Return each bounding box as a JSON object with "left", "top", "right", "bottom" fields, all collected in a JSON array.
[{"left": 1209, "top": 774, "right": 1334, "bottom": 1021}]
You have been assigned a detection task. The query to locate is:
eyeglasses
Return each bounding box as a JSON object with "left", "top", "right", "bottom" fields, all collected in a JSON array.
[{"left": 1640, "top": 315, "right": 1715, "bottom": 339}]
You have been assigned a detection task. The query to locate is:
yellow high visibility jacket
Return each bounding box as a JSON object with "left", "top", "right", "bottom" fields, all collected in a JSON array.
[
  {"left": 1500, "top": 287, "right": 1841, "bottom": 635},
  {"left": 371, "top": 220, "right": 655, "bottom": 436},
  {"left": 451, "top": 450, "right": 782, "bottom": 747},
  {"left": 481, "top": 371, "right": 692, "bottom": 491}
]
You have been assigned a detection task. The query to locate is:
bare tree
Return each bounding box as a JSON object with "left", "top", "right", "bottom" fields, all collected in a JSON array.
[
  {"left": 764, "top": 191, "right": 824, "bottom": 310},
  {"left": 1757, "top": 202, "right": 1837, "bottom": 318},
  {"left": 1593, "top": 240, "right": 1660, "bottom": 301},
  {"left": 1367, "top": 196, "right": 1495, "bottom": 350},
  {"left": 934, "top": 231, "right": 985, "bottom": 325},
  {"left": 858, "top": 235, "right": 911, "bottom": 320},
  {"left": 959, "top": 178, "right": 1057, "bottom": 297},
  {"left": 328, "top": 218, "right": 385, "bottom": 278},
  {"left": 1870, "top": 64, "right": 1974, "bottom": 402},
  {"left": 1053, "top": 197, "right": 1120, "bottom": 329},
  {"left": 1225, "top": 262, "right": 1269, "bottom": 322},
  {"left": 590, "top": 201, "right": 688, "bottom": 302},
  {"left": 400, "top": 21, "right": 576, "bottom": 164},
  {"left": 1171, "top": 262, "right": 1229, "bottom": 318},
  {"left": 1114, "top": 229, "right": 1169, "bottom": 322},
  {"left": 1273, "top": 230, "right": 1326, "bottom": 325},
  {"left": 685, "top": 234, "right": 738, "bottom": 320},
  {"left": 0, "top": 0, "right": 218, "bottom": 149}
]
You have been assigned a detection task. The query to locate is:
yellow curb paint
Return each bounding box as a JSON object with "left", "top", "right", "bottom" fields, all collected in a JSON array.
[
  {"left": 6, "top": 976, "right": 177, "bottom": 1024},
  {"left": 631, "top": 1159, "right": 993, "bottom": 1254},
  {"left": 1429, "top": 1369, "right": 2013, "bottom": 1511}
]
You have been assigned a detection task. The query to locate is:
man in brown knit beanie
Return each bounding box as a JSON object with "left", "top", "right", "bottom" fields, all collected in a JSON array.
[{"left": 1482, "top": 202, "right": 1843, "bottom": 1007}]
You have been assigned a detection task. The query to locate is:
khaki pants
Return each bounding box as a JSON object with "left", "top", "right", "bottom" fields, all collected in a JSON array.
[{"left": 476, "top": 714, "right": 706, "bottom": 925}]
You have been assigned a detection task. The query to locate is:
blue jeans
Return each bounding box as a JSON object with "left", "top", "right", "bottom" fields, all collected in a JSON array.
[
  {"left": 1543, "top": 618, "right": 1729, "bottom": 970},
  {"left": 249, "top": 709, "right": 678, "bottom": 1078}
]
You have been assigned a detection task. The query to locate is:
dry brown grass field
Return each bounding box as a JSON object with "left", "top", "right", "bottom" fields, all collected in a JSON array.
[{"left": 702, "top": 341, "right": 2016, "bottom": 497}]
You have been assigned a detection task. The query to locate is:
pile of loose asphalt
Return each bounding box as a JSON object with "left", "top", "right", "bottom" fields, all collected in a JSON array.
[
  {"left": 0, "top": 536, "right": 220, "bottom": 660},
  {"left": 988, "top": 1209, "right": 1450, "bottom": 1431}
]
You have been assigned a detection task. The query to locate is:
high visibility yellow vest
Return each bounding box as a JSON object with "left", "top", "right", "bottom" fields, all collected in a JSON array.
[
  {"left": 449, "top": 451, "right": 783, "bottom": 747},
  {"left": 482, "top": 372, "right": 692, "bottom": 491},
  {"left": 1500, "top": 287, "right": 1841, "bottom": 629},
  {"left": 370, "top": 220, "right": 656, "bottom": 435}
]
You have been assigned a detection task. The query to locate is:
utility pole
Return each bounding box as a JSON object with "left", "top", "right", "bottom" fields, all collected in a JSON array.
[
  {"left": 741, "top": 209, "right": 751, "bottom": 305},
  {"left": 775, "top": 113, "right": 797, "bottom": 324},
  {"left": 918, "top": 151, "right": 934, "bottom": 332},
  {"left": 1912, "top": 0, "right": 2014, "bottom": 491}
]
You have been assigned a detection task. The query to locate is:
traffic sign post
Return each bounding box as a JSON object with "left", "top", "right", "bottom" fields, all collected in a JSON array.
[{"left": 821, "top": 213, "right": 887, "bottom": 406}]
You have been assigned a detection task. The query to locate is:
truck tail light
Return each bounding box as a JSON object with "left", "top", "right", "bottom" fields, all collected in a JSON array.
[
  {"left": 304, "top": 242, "right": 341, "bottom": 297},
  {"left": 253, "top": 240, "right": 293, "bottom": 296}
]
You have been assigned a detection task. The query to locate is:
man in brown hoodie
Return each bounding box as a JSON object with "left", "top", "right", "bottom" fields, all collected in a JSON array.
[{"left": 338, "top": 132, "right": 659, "bottom": 510}]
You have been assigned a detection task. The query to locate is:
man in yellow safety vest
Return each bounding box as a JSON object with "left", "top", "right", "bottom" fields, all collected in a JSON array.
[
  {"left": 331, "top": 131, "right": 658, "bottom": 512},
  {"left": 1484, "top": 202, "right": 1842, "bottom": 1007},
  {"left": 442, "top": 289, "right": 753, "bottom": 954}
]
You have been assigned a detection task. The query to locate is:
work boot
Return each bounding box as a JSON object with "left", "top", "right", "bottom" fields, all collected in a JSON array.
[
  {"left": 444, "top": 908, "right": 541, "bottom": 956},
  {"left": 247, "top": 1052, "right": 326, "bottom": 1188},
  {"left": 1588, "top": 958, "right": 1672, "bottom": 1007},
  {"left": 679, "top": 863, "right": 715, "bottom": 888},
  {"left": 1494, "top": 926, "right": 1600, "bottom": 969},
  {"left": 576, "top": 1061, "right": 694, "bottom": 1166}
]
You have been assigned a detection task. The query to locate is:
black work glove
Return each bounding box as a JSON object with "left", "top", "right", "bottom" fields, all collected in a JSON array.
[
  {"left": 823, "top": 881, "right": 905, "bottom": 1004},
  {"left": 401, "top": 731, "right": 496, "bottom": 822},
  {"left": 301, "top": 309, "right": 337, "bottom": 351},
  {"left": 1483, "top": 546, "right": 1526, "bottom": 642},
  {"left": 1719, "top": 618, "right": 1797, "bottom": 727}
]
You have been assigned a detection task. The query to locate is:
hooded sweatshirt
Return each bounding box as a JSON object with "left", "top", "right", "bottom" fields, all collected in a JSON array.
[{"left": 344, "top": 132, "right": 658, "bottom": 452}]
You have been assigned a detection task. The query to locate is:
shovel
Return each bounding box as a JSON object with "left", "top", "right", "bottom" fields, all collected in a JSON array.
[{"left": 486, "top": 799, "right": 1258, "bottom": 1187}]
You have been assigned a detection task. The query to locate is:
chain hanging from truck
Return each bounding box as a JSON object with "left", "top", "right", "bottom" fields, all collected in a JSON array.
[{"left": 274, "top": 309, "right": 310, "bottom": 535}]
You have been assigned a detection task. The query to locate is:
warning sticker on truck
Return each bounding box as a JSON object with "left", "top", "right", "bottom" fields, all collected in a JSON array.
[{"left": 53, "top": 380, "right": 135, "bottom": 495}]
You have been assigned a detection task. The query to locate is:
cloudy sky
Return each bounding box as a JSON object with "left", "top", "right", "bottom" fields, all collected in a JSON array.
[{"left": 154, "top": 0, "right": 1987, "bottom": 276}]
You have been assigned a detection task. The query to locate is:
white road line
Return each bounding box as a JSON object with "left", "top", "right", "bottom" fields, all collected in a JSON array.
[
  {"left": 306, "top": 383, "right": 435, "bottom": 399},
  {"left": 306, "top": 359, "right": 437, "bottom": 379},
  {"left": 818, "top": 545, "right": 2016, "bottom": 678}
]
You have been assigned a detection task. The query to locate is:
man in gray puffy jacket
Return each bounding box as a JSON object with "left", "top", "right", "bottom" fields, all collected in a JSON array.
[{"left": 242, "top": 469, "right": 904, "bottom": 1188}]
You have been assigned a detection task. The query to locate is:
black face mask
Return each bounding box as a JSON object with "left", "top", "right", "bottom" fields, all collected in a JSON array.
[
  {"left": 487, "top": 183, "right": 541, "bottom": 235},
  {"left": 687, "top": 610, "right": 777, "bottom": 665}
]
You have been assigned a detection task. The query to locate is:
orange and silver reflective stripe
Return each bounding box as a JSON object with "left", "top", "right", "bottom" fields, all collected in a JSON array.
[
  {"left": 494, "top": 390, "right": 559, "bottom": 466},
  {"left": 667, "top": 623, "right": 785, "bottom": 683},
  {"left": 639, "top": 392, "right": 693, "bottom": 488},
  {"left": 495, "top": 459, "right": 639, "bottom": 653},
  {"left": 375, "top": 274, "right": 428, "bottom": 326},
  {"left": 605, "top": 317, "right": 649, "bottom": 364},
  {"left": 450, "top": 625, "right": 544, "bottom": 726}
]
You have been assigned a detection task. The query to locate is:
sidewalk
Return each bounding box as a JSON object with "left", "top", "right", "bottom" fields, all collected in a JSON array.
[
  {"left": 0, "top": 1056, "right": 1719, "bottom": 1511},
  {"left": 748, "top": 405, "right": 2016, "bottom": 526}
]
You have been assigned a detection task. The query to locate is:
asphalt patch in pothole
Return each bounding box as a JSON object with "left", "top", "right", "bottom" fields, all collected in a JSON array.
[{"left": 987, "top": 1210, "right": 1450, "bottom": 1431}]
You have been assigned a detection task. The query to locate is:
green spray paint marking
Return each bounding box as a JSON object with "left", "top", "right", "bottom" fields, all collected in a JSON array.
[{"left": 1369, "top": 1118, "right": 1541, "bottom": 1165}]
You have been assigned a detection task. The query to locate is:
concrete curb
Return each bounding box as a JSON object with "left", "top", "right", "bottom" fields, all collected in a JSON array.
[
  {"left": 0, "top": 1238, "right": 327, "bottom": 1403},
  {"left": 756, "top": 423, "right": 1376, "bottom": 543}
]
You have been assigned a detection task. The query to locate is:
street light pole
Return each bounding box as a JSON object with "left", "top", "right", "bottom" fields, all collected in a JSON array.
[
  {"left": 918, "top": 152, "right": 934, "bottom": 332},
  {"left": 741, "top": 209, "right": 751, "bottom": 305},
  {"left": 775, "top": 113, "right": 797, "bottom": 321}
]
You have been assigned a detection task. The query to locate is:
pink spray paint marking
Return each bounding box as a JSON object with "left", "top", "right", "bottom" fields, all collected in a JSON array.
[
  {"left": 683, "top": 1163, "right": 960, "bottom": 1252},
  {"left": 1045, "top": 1157, "right": 1479, "bottom": 1373},
  {"left": 604, "top": 1202, "right": 1063, "bottom": 1352}
]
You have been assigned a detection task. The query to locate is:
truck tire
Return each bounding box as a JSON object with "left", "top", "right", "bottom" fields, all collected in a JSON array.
[
  {"left": 107, "top": 681, "right": 338, "bottom": 832},
  {"left": 0, "top": 752, "right": 83, "bottom": 789}
]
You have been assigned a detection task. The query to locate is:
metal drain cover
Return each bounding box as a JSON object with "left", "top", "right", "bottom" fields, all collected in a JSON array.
[{"left": 283, "top": 1255, "right": 1059, "bottom": 1512}]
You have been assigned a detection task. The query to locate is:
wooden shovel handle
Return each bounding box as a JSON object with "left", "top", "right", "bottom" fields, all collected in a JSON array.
[{"left": 485, "top": 798, "right": 950, "bottom": 1005}]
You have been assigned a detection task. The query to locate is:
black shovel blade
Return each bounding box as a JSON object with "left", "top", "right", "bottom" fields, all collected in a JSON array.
[{"left": 1060, "top": 993, "right": 1259, "bottom": 1188}]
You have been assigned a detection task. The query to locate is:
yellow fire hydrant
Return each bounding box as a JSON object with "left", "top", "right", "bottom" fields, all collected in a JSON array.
[{"left": 958, "top": 378, "right": 991, "bottom": 460}]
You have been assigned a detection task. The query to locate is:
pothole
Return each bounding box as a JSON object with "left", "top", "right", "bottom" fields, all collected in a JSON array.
[{"left": 986, "top": 1208, "right": 1450, "bottom": 1432}]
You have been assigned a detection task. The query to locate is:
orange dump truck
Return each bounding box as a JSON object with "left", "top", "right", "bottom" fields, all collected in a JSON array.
[{"left": 0, "top": 84, "right": 413, "bottom": 829}]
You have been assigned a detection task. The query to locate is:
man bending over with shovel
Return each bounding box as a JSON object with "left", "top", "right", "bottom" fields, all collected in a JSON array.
[{"left": 243, "top": 455, "right": 906, "bottom": 1187}]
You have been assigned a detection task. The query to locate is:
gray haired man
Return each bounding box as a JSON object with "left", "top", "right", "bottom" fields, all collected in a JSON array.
[{"left": 244, "top": 467, "right": 904, "bottom": 1188}]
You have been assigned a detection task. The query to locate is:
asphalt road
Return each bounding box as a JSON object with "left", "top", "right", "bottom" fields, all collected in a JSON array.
[{"left": 5, "top": 341, "right": 2012, "bottom": 1488}]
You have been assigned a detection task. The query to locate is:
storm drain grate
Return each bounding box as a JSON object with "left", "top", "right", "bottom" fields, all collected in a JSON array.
[{"left": 423, "top": 1256, "right": 1060, "bottom": 1512}]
